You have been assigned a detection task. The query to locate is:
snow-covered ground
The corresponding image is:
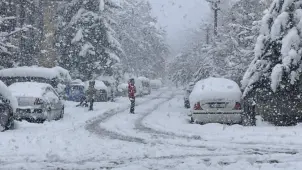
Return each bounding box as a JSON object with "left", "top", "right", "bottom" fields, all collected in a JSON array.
[{"left": 1, "top": 87, "right": 302, "bottom": 169}]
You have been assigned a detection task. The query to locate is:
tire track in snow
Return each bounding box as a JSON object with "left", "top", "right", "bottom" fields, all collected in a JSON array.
[
  {"left": 85, "top": 90, "right": 172, "bottom": 144},
  {"left": 6, "top": 151, "right": 299, "bottom": 170},
  {"left": 86, "top": 90, "right": 299, "bottom": 155},
  {"left": 133, "top": 94, "right": 300, "bottom": 155}
]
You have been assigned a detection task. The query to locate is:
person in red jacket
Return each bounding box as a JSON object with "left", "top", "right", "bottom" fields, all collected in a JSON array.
[{"left": 128, "top": 78, "right": 136, "bottom": 114}]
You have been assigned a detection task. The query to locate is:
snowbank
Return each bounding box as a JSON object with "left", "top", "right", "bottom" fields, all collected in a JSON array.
[
  {"left": 189, "top": 77, "right": 242, "bottom": 106},
  {"left": 9, "top": 82, "right": 51, "bottom": 98},
  {"left": 0, "top": 80, "right": 17, "bottom": 112}
]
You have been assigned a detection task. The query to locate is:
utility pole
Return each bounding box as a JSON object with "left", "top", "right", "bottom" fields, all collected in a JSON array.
[{"left": 206, "top": 0, "right": 220, "bottom": 37}]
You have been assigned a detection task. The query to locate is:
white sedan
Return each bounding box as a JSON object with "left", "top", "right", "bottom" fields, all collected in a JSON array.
[
  {"left": 189, "top": 77, "right": 243, "bottom": 125},
  {"left": 9, "top": 82, "right": 64, "bottom": 123}
]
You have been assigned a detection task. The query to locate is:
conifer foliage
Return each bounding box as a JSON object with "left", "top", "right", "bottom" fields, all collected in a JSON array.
[{"left": 242, "top": 0, "right": 302, "bottom": 96}]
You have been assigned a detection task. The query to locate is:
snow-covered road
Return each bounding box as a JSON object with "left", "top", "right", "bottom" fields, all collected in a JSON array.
[{"left": 1, "top": 87, "right": 302, "bottom": 169}]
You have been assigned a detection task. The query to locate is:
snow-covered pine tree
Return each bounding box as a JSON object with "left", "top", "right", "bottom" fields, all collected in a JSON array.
[
  {"left": 116, "top": 0, "right": 169, "bottom": 78},
  {"left": 0, "top": 0, "right": 32, "bottom": 68},
  {"left": 242, "top": 0, "right": 302, "bottom": 125},
  {"left": 242, "top": 0, "right": 302, "bottom": 95},
  {"left": 56, "top": 0, "right": 122, "bottom": 80}
]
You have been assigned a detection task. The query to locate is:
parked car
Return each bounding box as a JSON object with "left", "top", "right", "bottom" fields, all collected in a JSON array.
[
  {"left": 0, "top": 81, "right": 17, "bottom": 131},
  {"left": 65, "top": 79, "right": 85, "bottom": 102},
  {"left": 0, "top": 66, "right": 72, "bottom": 95},
  {"left": 134, "top": 77, "right": 144, "bottom": 97},
  {"left": 96, "top": 76, "right": 116, "bottom": 101},
  {"left": 84, "top": 80, "right": 108, "bottom": 102},
  {"left": 117, "top": 83, "right": 128, "bottom": 97},
  {"left": 184, "top": 82, "right": 195, "bottom": 108},
  {"left": 9, "top": 82, "right": 64, "bottom": 123},
  {"left": 138, "top": 77, "right": 151, "bottom": 95},
  {"left": 150, "top": 79, "right": 162, "bottom": 89},
  {"left": 189, "top": 77, "right": 244, "bottom": 125}
]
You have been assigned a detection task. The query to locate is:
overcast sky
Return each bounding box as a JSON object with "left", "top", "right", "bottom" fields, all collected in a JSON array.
[{"left": 148, "top": 0, "right": 211, "bottom": 55}]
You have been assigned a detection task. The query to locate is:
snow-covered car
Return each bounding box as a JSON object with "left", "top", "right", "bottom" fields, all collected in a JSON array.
[
  {"left": 134, "top": 77, "right": 144, "bottom": 97},
  {"left": 0, "top": 81, "right": 17, "bottom": 131},
  {"left": 0, "top": 66, "right": 72, "bottom": 95},
  {"left": 96, "top": 76, "right": 116, "bottom": 101},
  {"left": 117, "top": 83, "right": 128, "bottom": 97},
  {"left": 189, "top": 77, "right": 243, "bottom": 124},
  {"left": 9, "top": 82, "right": 64, "bottom": 122},
  {"left": 150, "top": 79, "right": 162, "bottom": 89},
  {"left": 184, "top": 82, "right": 195, "bottom": 108},
  {"left": 138, "top": 76, "right": 151, "bottom": 95},
  {"left": 84, "top": 80, "right": 108, "bottom": 102},
  {"left": 65, "top": 80, "right": 85, "bottom": 102}
]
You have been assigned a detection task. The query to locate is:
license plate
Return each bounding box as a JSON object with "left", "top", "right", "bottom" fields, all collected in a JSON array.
[{"left": 210, "top": 103, "right": 225, "bottom": 108}]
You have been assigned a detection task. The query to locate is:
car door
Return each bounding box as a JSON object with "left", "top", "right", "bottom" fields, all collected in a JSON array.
[
  {"left": 49, "top": 87, "right": 63, "bottom": 113},
  {"left": 44, "top": 87, "right": 61, "bottom": 118}
]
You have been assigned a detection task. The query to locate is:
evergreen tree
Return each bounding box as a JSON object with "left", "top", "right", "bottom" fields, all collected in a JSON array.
[
  {"left": 116, "top": 0, "right": 169, "bottom": 78},
  {"left": 0, "top": 0, "right": 32, "bottom": 68},
  {"left": 56, "top": 0, "right": 122, "bottom": 80},
  {"left": 242, "top": 0, "right": 302, "bottom": 95}
]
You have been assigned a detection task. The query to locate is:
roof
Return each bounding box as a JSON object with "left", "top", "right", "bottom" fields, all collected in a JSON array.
[{"left": 8, "top": 82, "right": 52, "bottom": 98}]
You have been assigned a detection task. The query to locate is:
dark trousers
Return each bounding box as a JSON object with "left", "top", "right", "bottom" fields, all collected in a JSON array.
[
  {"left": 89, "top": 99, "right": 94, "bottom": 111},
  {"left": 130, "top": 98, "right": 135, "bottom": 113}
]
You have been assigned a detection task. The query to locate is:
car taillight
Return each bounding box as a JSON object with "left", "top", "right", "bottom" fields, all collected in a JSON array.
[
  {"left": 34, "top": 98, "right": 44, "bottom": 105},
  {"left": 233, "top": 102, "right": 241, "bottom": 110},
  {"left": 194, "top": 102, "right": 202, "bottom": 110}
]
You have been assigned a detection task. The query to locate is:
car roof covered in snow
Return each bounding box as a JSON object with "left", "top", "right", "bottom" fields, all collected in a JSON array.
[
  {"left": 0, "top": 66, "right": 71, "bottom": 82},
  {"left": 52, "top": 66, "right": 72, "bottom": 82},
  {"left": 0, "top": 80, "right": 17, "bottom": 112},
  {"left": 96, "top": 76, "right": 115, "bottom": 83},
  {"left": 189, "top": 77, "right": 242, "bottom": 106},
  {"left": 138, "top": 76, "right": 150, "bottom": 82},
  {"left": 84, "top": 80, "right": 108, "bottom": 91},
  {"left": 71, "top": 79, "right": 85, "bottom": 86},
  {"left": 9, "top": 82, "right": 52, "bottom": 98}
]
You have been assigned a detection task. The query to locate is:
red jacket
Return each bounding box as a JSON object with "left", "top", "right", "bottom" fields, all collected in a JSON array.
[{"left": 128, "top": 83, "right": 136, "bottom": 98}]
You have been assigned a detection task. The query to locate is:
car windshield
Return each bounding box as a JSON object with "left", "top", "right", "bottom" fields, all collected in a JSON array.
[{"left": 1, "top": 0, "right": 299, "bottom": 169}]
